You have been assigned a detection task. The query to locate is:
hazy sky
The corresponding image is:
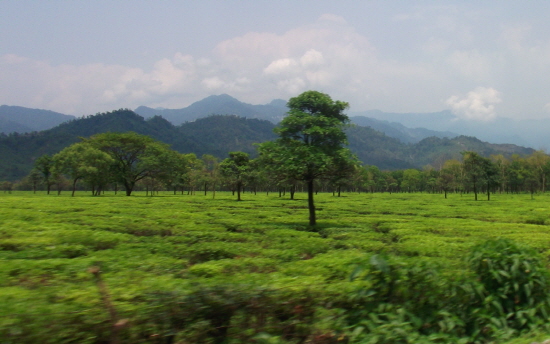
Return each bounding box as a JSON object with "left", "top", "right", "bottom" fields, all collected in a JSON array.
[{"left": 2, "top": 1, "right": 550, "bottom": 121}]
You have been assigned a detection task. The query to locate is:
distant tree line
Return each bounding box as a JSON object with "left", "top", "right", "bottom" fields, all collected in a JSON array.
[{"left": 5, "top": 140, "right": 550, "bottom": 201}]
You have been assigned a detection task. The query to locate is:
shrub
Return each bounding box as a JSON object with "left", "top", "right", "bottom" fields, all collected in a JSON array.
[
  {"left": 467, "top": 238, "right": 550, "bottom": 332},
  {"left": 345, "top": 239, "right": 550, "bottom": 343}
]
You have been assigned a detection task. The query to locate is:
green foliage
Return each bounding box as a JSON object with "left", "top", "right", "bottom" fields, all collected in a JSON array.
[
  {"left": 2, "top": 192, "right": 550, "bottom": 342},
  {"left": 259, "top": 90, "right": 357, "bottom": 225},
  {"left": 346, "top": 239, "right": 550, "bottom": 343},
  {"left": 85, "top": 132, "right": 181, "bottom": 196},
  {"left": 0, "top": 108, "right": 539, "bottom": 183},
  {"left": 468, "top": 238, "right": 550, "bottom": 330},
  {"left": 219, "top": 151, "right": 251, "bottom": 201}
]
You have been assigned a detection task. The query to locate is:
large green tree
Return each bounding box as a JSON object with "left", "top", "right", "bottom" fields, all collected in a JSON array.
[
  {"left": 85, "top": 132, "right": 178, "bottom": 196},
  {"left": 259, "top": 90, "right": 356, "bottom": 226},
  {"left": 52, "top": 142, "right": 114, "bottom": 196}
]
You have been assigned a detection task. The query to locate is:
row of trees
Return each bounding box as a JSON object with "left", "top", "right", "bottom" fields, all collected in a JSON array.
[
  {"left": 26, "top": 132, "right": 217, "bottom": 197},
  {"left": 3, "top": 91, "right": 356, "bottom": 226},
  {"left": 4, "top": 91, "right": 550, "bottom": 225},
  {"left": 11, "top": 139, "right": 550, "bottom": 203}
]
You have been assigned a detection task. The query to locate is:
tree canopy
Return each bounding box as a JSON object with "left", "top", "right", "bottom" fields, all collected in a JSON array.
[
  {"left": 259, "top": 90, "right": 357, "bottom": 226},
  {"left": 85, "top": 132, "right": 179, "bottom": 196}
]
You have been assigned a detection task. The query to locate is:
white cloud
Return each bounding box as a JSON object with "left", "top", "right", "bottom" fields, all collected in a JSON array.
[
  {"left": 0, "top": 52, "right": 206, "bottom": 115},
  {"left": 276, "top": 77, "right": 306, "bottom": 94},
  {"left": 201, "top": 77, "right": 224, "bottom": 90},
  {"left": 300, "top": 49, "right": 325, "bottom": 67},
  {"left": 263, "top": 58, "right": 299, "bottom": 75},
  {"left": 4, "top": 8, "right": 550, "bottom": 119},
  {"left": 446, "top": 87, "right": 502, "bottom": 121}
]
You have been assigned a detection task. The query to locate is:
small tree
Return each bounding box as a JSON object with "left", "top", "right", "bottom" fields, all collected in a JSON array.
[
  {"left": 462, "top": 151, "right": 485, "bottom": 201},
  {"left": 201, "top": 154, "right": 219, "bottom": 198},
  {"left": 34, "top": 154, "right": 55, "bottom": 194},
  {"left": 219, "top": 151, "right": 251, "bottom": 201},
  {"left": 462, "top": 151, "right": 498, "bottom": 201},
  {"left": 258, "top": 90, "right": 356, "bottom": 226},
  {"left": 26, "top": 169, "right": 43, "bottom": 193},
  {"left": 1, "top": 181, "right": 13, "bottom": 194}
]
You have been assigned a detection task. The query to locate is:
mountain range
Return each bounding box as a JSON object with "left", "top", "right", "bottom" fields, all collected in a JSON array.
[
  {"left": 0, "top": 105, "right": 75, "bottom": 133},
  {"left": 352, "top": 109, "right": 546, "bottom": 149},
  {"left": 0, "top": 94, "right": 532, "bottom": 149},
  {"left": 0, "top": 108, "right": 534, "bottom": 181},
  {"left": 3, "top": 94, "right": 546, "bottom": 149},
  {"left": 135, "top": 94, "right": 288, "bottom": 124}
]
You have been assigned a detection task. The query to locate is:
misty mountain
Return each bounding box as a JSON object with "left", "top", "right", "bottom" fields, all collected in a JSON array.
[
  {"left": 0, "top": 110, "right": 534, "bottom": 181},
  {"left": 135, "top": 94, "right": 287, "bottom": 124},
  {"left": 134, "top": 95, "right": 461, "bottom": 145},
  {"left": 0, "top": 105, "right": 75, "bottom": 133},
  {"left": 352, "top": 109, "right": 545, "bottom": 149},
  {"left": 3, "top": 95, "right": 549, "bottom": 151},
  {"left": 350, "top": 116, "right": 458, "bottom": 144}
]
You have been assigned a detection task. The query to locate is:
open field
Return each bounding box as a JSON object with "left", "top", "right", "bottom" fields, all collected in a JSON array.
[{"left": 2, "top": 190, "right": 550, "bottom": 343}]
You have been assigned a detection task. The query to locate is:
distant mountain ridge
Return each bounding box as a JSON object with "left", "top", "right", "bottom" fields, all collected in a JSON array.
[
  {"left": 351, "top": 109, "right": 546, "bottom": 149},
  {"left": 135, "top": 94, "right": 288, "bottom": 124},
  {"left": 0, "top": 105, "right": 75, "bottom": 133},
  {"left": 134, "top": 94, "right": 460, "bottom": 145},
  {"left": 2, "top": 93, "right": 547, "bottom": 150},
  {"left": 350, "top": 116, "right": 458, "bottom": 144},
  {"left": 0, "top": 109, "right": 534, "bottom": 181}
]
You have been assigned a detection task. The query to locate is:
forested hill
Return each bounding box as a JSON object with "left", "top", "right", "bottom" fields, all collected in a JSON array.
[
  {"left": 0, "top": 109, "right": 535, "bottom": 181},
  {"left": 0, "top": 110, "right": 277, "bottom": 180}
]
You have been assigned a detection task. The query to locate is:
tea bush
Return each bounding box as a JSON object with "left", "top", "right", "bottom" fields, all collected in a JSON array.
[
  {"left": 2, "top": 191, "right": 550, "bottom": 342},
  {"left": 345, "top": 239, "right": 550, "bottom": 343}
]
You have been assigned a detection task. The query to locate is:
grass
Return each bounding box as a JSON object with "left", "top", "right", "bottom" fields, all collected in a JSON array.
[{"left": 2, "top": 190, "right": 550, "bottom": 342}]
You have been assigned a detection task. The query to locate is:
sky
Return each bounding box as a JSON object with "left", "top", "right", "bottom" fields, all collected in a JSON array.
[{"left": 2, "top": 1, "right": 550, "bottom": 121}]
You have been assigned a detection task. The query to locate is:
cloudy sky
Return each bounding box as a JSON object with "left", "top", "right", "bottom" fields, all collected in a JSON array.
[{"left": 2, "top": 1, "right": 550, "bottom": 121}]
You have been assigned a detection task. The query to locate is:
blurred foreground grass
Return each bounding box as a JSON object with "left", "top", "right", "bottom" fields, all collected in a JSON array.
[{"left": 2, "top": 190, "right": 550, "bottom": 342}]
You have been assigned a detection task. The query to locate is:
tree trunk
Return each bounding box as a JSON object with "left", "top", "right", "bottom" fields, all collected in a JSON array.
[
  {"left": 307, "top": 180, "right": 316, "bottom": 226},
  {"left": 473, "top": 178, "right": 478, "bottom": 201},
  {"left": 237, "top": 181, "right": 242, "bottom": 201},
  {"left": 124, "top": 182, "right": 133, "bottom": 196},
  {"left": 72, "top": 178, "right": 78, "bottom": 197}
]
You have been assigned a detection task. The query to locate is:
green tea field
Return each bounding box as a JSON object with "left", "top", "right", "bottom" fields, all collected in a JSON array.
[{"left": 2, "top": 191, "right": 550, "bottom": 343}]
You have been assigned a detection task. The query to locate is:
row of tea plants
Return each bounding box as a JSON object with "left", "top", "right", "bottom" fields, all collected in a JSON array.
[{"left": 2, "top": 191, "right": 550, "bottom": 343}]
